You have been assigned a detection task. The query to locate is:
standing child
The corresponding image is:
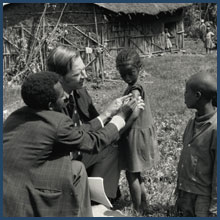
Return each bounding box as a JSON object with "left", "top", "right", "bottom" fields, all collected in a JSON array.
[
  {"left": 164, "top": 28, "right": 173, "bottom": 52},
  {"left": 205, "top": 26, "right": 215, "bottom": 54},
  {"left": 116, "top": 49, "right": 160, "bottom": 213},
  {"left": 176, "top": 72, "right": 217, "bottom": 217}
]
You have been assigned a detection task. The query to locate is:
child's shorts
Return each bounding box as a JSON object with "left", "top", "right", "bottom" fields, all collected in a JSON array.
[{"left": 176, "top": 190, "right": 211, "bottom": 217}]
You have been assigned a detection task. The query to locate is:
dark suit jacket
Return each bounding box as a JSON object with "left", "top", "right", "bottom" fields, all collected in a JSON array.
[
  {"left": 75, "top": 87, "right": 99, "bottom": 122},
  {"left": 3, "top": 106, "right": 119, "bottom": 217},
  {"left": 62, "top": 87, "right": 99, "bottom": 124}
]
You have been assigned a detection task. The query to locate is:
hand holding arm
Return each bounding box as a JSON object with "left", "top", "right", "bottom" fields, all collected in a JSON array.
[
  {"left": 99, "top": 94, "right": 133, "bottom": 124},
  {"left": 110, "top": 92, "right": 145, "bottom": 132},
  {"left": 119, "top": 89, "right": 143, "bottom": 134}
]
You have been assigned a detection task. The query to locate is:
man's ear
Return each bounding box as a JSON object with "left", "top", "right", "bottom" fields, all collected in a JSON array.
[{"left": 48, "top": 102, "right": 54, "bottom": 111}]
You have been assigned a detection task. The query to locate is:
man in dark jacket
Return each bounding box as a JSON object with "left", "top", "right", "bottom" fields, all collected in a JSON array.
[
  {"left": 3, "top": 72, "right": 140, "bottom": 217},
  {"left": 47, "top": 45, "right": 124, "bottom": 200}
]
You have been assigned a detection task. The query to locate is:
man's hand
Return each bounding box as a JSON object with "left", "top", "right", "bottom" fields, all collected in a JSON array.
[
  {"left": 108, "top": 96, "right": 145, "bottom": 131},
  {"left": 118, "top": 96, "right": 145, "bottom": 120},
  {"left": 99, "top": 94, "right": 133, "bottom": 123},
  {"left": 108, "top": 94, "right": 133, "bottom": 115},
  {"left": 117, "top": 98, "right": 136, "bottom": 120},
  {"left": 99, "top": 94, "right": 145, "bottom": 124}
]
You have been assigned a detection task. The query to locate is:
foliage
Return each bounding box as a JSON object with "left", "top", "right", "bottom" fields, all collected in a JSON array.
[
  {"left": 184, "top": 3, "right": 217, "bottom": 39},
  {"left": 3, "top": 12, "right": 70, "bottom": 85}
]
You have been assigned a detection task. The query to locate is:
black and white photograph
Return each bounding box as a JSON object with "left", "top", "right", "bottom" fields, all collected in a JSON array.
[{"left": 2, "top": 3, "right": 217, "bottom": 217}]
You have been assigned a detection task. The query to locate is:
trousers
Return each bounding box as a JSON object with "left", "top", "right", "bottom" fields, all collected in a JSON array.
[
  {"left": 81, "top": 145, "right": 120, "bottom": 199},
  {"left": 176, "top": 190, "right": 211, "bottom": 217},
  {"left": 71, "top": 160, "right": 93, "bottom": 217}
]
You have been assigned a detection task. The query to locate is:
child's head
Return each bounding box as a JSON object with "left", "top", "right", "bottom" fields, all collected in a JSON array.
[
  {"left": 206, "top": 26, "right": 211, "bottom": 32},
  {"left": 184, "top": 73, "right": 217, "bottom": 109},
  {"left": 116, "top": 48, "right": 142, "bottom": 85},
  {"left": 164, "top": 28, "right": 168, "bottom": 33}
]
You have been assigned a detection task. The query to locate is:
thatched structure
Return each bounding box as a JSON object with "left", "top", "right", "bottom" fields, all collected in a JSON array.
[
  {"left": 93, "top": 3, "right": 192, "bottom": 56},
  {"left": 3, "top": 3, "right": 192, "bottom": 79},
  {"left": 95, "top": 3, "right": 192, "bottom": 15}
]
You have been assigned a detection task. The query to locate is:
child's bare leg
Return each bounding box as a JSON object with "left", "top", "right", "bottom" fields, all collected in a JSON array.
[
  {"left": 126, "top": 171, "right": 141, "bottom": 212},
  {"left": 139, "top": 176, "right": 147, "bottom": 207}
]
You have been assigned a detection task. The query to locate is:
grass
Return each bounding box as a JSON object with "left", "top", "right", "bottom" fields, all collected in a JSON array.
[
  {"left": 88, "top": 52, "right": 217, "bottom": 217},
  {"left": 3, "top": 40, "right": 217, "bottom": 217}
]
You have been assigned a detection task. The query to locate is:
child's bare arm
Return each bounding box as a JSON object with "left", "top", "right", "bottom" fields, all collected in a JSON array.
[{"left": 119, "top": 89, "right": 142, "bottom": 134}]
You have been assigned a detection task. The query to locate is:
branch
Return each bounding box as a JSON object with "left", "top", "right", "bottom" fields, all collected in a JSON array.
[
  {"left": 48, "top": 3, "right": 67, "bottom": 42},
  {"left": 3, "top": 36, "right": 20, "bottom": 51},
  {"left": 26, "top": 3, "right": 49, "bottom": 65},
  {"left": 21, "top": 3, "right": 67, "bottom": 78}
]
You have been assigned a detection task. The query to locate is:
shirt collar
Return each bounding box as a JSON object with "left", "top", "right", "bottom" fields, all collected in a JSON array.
[
  {"left": 64, "top": 89, "right": 80, "bottom": 99},
  {"left": 195, "top": 109, "right": 217, "bottom": 123}
]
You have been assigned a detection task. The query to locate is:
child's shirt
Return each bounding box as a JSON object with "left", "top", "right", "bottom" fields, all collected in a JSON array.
[
  {"left": 177, "top": 110, "right": 217, "bottom": 213},
  {"left": 165, "top": 32, "right": 171, "bottom": 40},
  {"left": 206, "top": 31, "right": 214, "bottom": 40}
]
